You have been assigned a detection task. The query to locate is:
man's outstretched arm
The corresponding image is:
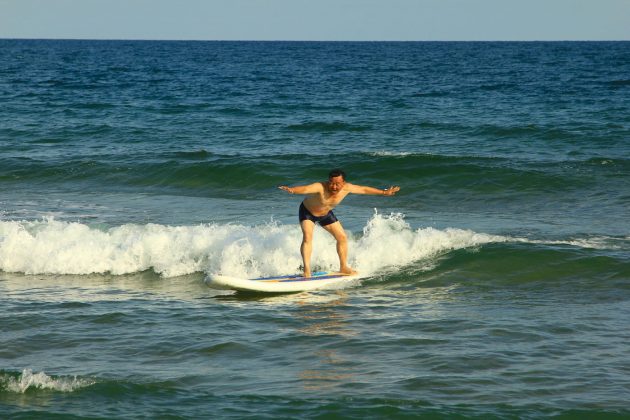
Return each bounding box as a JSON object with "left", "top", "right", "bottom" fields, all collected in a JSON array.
[
  {"left": 347, "top": 183, "right": 400, "bottom": 196},
  {"left": 278, "top": 183, "right": 323, "bottom": 195}
]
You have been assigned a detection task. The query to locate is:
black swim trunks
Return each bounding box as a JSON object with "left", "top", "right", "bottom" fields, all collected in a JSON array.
[{"left": 299, "top": 202, "right": 338, "bottom": 226}]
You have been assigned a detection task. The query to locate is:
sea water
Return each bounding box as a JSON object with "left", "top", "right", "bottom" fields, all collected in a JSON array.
[{"left": 1, "top": 40, "right": 629, "bottom": 418}]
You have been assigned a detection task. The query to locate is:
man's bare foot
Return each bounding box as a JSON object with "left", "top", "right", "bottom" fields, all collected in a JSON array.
[
  {"left": 303, "top": 271, "right": 311, "bottom": 278},
  {"left": 339, "top": 266, "right": 357, "bottom": 275}
]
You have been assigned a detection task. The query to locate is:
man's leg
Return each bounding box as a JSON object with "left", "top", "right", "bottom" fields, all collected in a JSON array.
[
  {"left": 322, "top": 221, "right": 355, "bottom": 274},
  {"left": 300, "top": 220, "right": 315, "bottom": 277}
]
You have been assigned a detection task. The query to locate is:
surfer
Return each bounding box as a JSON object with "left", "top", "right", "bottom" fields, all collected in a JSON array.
[{"left": 279, "top": 169, "right": 400, "bottom": 277}]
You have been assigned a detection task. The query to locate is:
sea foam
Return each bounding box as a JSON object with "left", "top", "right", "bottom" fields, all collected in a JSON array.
[
  {"left": 1, "top": 369, "right": 94, "bottom": 393},
  {"left": 0, "top": 213, "right": 507, "bottom": 278}
]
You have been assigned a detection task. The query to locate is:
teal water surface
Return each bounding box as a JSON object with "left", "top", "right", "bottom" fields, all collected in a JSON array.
[{"left": 1, "top": 40, "right": 630, "bottom": 418}]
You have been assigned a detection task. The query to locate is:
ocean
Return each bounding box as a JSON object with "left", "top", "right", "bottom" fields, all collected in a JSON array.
[{"left": 1, "top": 39, "right": 629, "bottom": 418}]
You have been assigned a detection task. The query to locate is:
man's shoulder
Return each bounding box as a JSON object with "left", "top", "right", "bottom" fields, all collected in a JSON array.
[
  {"left": 344, "top": 183, "right": 360, "bottom": 192},
  {"left": 303, "top": 182, "right": 324, "bottom": 193}
]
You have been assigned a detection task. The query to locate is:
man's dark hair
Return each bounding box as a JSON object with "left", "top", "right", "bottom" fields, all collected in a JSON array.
[{"left": 328, "top": 169, "right": 346, "bottom": 180}]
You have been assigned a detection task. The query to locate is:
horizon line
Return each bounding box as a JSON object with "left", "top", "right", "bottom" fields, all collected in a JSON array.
[{"left": 2, "top": 37, "right": 629, "bottom": 43}]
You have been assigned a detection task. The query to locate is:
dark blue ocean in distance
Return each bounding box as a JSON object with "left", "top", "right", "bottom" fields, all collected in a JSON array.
[{"left": 1, "top": 39, "right": 629, "bottom": 418}]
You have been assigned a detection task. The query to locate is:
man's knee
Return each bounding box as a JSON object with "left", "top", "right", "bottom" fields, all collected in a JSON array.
[{"left": 335, "top": 231, "right": 347, "bottom": 244}]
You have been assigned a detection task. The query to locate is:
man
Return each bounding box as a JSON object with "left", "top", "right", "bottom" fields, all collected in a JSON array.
[{"left": 279, "top": 169, "right": 400, "bottom": 277}]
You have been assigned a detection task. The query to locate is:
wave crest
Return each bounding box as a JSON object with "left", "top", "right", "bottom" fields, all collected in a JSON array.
[
  {"left": 0, "top": 213, "right": 510, "bottom": 279},
  {"left": 354, "top": 211, "right": 508, "bottom": 273}
]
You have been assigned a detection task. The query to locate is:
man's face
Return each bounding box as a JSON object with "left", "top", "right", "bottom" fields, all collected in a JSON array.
[{"left": 328, "top": 175, "right": 345, "bottom": 193}]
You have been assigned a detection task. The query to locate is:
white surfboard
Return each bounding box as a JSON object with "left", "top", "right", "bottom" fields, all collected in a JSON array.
[{"left": 204, "top": 271, "right": 360, "bottom": 293}]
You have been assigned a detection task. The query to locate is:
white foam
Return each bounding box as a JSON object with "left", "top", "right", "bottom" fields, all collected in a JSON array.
[
  {"left": 368, "top": 150, "right": 413, "bottom": 157},
  {"left": 2, "top": 369, "right": 94, "bottom": 393},
  {"left": 353, "top": 211, "right": 508, "bottom": 274},
  {"left": 0, "top": 213, "right": 511, "bottom": 278},
  {"left": 0, "top": 217, "right": 302, "bottom": 278},
  {"left": 512, "top": 236, "right": 625, "bottom": 251}
]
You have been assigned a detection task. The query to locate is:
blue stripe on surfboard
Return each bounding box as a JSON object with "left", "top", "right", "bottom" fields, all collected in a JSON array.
[
  {"left": 272, "top": 275, "right": 352, "bottom": 283},
  {"left": 251, "top": 271, "right": 328, "bottom": 281},
  {"left": 252, "top": 274, "right": 353, "bottom": 283}
]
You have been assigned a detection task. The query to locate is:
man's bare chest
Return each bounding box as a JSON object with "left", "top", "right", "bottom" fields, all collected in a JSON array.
[{"left": 320, "top": 191, "right": 347, "bottom": 206}]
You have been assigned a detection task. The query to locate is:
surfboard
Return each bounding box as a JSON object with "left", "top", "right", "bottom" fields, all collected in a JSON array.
[{"left": 204, "top": 271, "right": 360, "bottom": 293}]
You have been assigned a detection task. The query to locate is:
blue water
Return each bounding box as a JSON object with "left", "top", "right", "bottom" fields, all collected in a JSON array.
[{"left": 1, "top": 40, "right": 629, "bottom": 418}]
